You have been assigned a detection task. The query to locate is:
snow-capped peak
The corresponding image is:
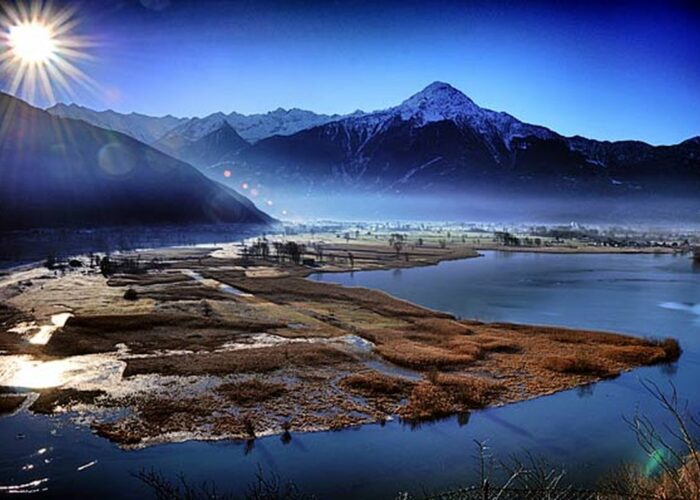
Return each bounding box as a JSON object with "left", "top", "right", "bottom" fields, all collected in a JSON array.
[
  {"left": 397, "top": 81, "right": 481, "bottom": 124},
  {"left": 170, "top": 113, "right": 228, "bottom": 141}
]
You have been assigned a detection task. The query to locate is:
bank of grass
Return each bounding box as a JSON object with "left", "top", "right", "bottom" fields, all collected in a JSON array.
[
  {"left": 543, "top": 354, "right": 616, "bottom": 378},
  {"left": 543, "top": 338, "right": 681, "bottom": 377},
  {"left": 45, "top": 312, "right": 287, "bottom": 356},
  {"left": 30, "top": 388, "right": 106, "bottom": 414},
  {"left": 123, "top": 344, "right": 355, "bottom": 377},
  {"left": 217, "top": 379, "right": 287, "bottom": 405},
  {"left": 339, "top": 371, "right": 415, "bottom": 397},
  {"left": 0, "top": 394, "right": 26, "bottom": 415},
  {"left": 399, "top": 373, "right": 506, "bottom": 421}
]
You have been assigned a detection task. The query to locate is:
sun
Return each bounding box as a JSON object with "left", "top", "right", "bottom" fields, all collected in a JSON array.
[
  {"left": 0, "top": 1, "right": 95, "bottom": 104},
  {"left": 9, "top": 22, "right": 56, "bottom": 63}
]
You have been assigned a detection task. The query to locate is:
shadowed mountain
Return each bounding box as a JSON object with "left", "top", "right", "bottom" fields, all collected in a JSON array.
[
  {"left": 237, "top": 82, "right": 700, "bottom": 201},
  {"left": 47, "top": 103, "right": 187, "bottom": 144},
  {"left": 0, "top": 93, "right": 273, "bottom": 230},
  {"left": 176, "top": 122, "right": 250, "bottom": 168},
  {"left": 155, "top": 121, "right": 250, "bottom": 171}
]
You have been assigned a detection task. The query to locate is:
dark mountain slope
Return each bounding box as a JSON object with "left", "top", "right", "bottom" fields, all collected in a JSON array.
[
  {"left": 172, "top": 122, "right": 249, "bottom": 169},
  {"left": 0, "top": 93, "right": 272, "bottom": 230}
]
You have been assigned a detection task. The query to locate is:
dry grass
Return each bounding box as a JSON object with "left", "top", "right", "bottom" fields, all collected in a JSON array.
[
  {"left": 477, "top": 336, "right": 522, "bottom": 353},
  {"left": 203, "top": 273, "right": 445, "bottom": 320},
  {"left": 45, "top": 312, "right": 285, "bottom": 356},
  {"left": 603, "top": 344, "right": 671, "bottom": 365},
  {"left": 375, "top": 340, "right": 482, "bottom": 369},
  {"left": 136, "top": 398, "right": 214, "bottom": 427},
  {"left": 0, "top": 394, "right": 26, "bottom": 415},
  {"left": 399, "top": 382, "right": 455, "bottom": 421},
  {"left": 655, "top": 454, "right": 700, "bottom": 499},
  {"left": 399, "top": 374, "right": 506, "bottom": 421},
  {"left": 409, "top": 318, "right": 475, "bottom": 336},
  {"left": 430, "top": 373, "right": 505, "bottom": 408},
  {"left": 124, "top": 344, "right": 355, "bottom": 377},
  {"left": 542, "top": 354, "right": 616, "bottom": 378},
  {"left": 65, "top": 312, "right": 281, "bottom": 333},
  {"left": 217, "top": 379, "right": 286, "bottom": 405},
  {"left": 601, "top": 454, "right": 700, "bottom": 500},
  {"left": 654, "top": 337, "right": 682, "bottom": 360},
  {"left": 339, "top": 371, "right": 414, "bottom": 398}
]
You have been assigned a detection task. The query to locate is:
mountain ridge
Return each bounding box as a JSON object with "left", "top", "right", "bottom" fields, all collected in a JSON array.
[
  {"left": 2, "top": 93, "right": 273, "bottom": 230},
  {"left": 233, "top": 81, "right": 699, "bottom": 199}
]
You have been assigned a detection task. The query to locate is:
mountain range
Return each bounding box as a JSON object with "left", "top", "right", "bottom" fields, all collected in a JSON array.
[
  {"left": 48, "top": 104, "right": 343, "bottom": 145},
  {"left": 47, "top": 103, "right": 188, "bottom": 144},
  {"left": 44, "top": 82, "right": 700, "bottom": 221},
  {"left": 236, "top": 82, "right": 700, "bottom": 199},
  {"left": 1, "top": 93, "right": 272, "bottom": 230}
]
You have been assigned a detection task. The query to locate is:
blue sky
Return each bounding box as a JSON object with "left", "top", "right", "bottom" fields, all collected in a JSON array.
[{"left": 4, "top": 0, "right": 700, "bottom": 144}]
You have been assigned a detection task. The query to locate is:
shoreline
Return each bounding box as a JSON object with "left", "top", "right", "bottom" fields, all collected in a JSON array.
[{"left": 0, "top": 238, "right": 682, "bottom": 447}]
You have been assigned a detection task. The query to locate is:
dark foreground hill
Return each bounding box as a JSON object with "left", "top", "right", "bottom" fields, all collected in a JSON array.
[{"left": 0, "top": 93, "right": 273, "bottom": 230}]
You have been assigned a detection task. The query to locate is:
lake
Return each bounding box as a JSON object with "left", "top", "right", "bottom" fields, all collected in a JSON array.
[{"left": 1, "top": 251, "right": 698, "bottom": 498}]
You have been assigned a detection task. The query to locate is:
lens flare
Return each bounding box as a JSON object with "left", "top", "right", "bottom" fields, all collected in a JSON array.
[{"left": 0, "top": 0, "right": 95, "bottom": 104}]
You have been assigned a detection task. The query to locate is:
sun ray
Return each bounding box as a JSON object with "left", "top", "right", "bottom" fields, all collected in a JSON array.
[{"left": 0, "top": 0, "right": 96, "bottom": 105}]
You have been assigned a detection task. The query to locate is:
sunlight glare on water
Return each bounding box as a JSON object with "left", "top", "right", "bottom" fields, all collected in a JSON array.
[
  {"left": 0, "top": 354, "right": 125, "bottom": 390},
  {"left": 29, "top": 313, "right": 73, "bottom": 345}
]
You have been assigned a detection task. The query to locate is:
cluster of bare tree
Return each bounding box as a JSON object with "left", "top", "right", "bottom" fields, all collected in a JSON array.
[{"left": 242, "top": 239, "right": 307, "bottom": 265}]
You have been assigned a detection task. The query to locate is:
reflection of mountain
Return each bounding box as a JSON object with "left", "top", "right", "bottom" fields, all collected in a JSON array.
[
  {"left": 237, "top": 82, "right": 700, "bottom": 198},
  {"left": 0, "top": 93, "right": 273, "bottom": 230}
]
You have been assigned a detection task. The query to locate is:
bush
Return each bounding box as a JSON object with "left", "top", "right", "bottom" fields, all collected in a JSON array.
[{"left": 123, "top": 288, "right": 139, "bottom": 301}]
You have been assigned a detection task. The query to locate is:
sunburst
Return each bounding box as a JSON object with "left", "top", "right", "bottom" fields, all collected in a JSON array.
[{"left": 0, "top": 0, "right": 95, "bottom": 104}]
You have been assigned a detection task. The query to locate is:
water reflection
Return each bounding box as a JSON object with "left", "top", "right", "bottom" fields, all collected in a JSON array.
[
  {"left": 0, "top": 354, "right": 125, "bottom": 390},
  {"left": 8, "top": 312, "right": 73, "bottom": 345},
  {"left": 576, "top": 383, "right": 595, "bottom": 398}
]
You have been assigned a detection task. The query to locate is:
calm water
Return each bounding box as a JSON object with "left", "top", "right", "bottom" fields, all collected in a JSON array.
[{"left": 1, "top": 252, "right": 699, "bottom": 498}]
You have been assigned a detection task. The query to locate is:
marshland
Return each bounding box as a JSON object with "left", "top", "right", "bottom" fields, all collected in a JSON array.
[{"left": 0, "top": 225, "right": 697, "bottom": 497}]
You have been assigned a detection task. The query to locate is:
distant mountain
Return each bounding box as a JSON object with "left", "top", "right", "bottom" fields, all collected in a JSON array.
[
  {"left": 153, "top": 113, "right": 231, "bottom": 158},
  {"left": 174, "top": 122, "right": 249, "bottom": 169},
  {"left": 47, "top": 103, "right": 187, "bottom": 144},
  {"left": 0, "top": 93, "right": 273, "bottom": 230},
  {"left": 49, "top": 102, "right": 344, "bottom": 145},
  {"left": 237, "top": 82, "right": 700, "bottom": 199},
  {"left": 226, "top": 108, "right": 345, "bottom": 142},
  {"left": 153, "top": 108, "right": 345, "bottom": 162}
]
